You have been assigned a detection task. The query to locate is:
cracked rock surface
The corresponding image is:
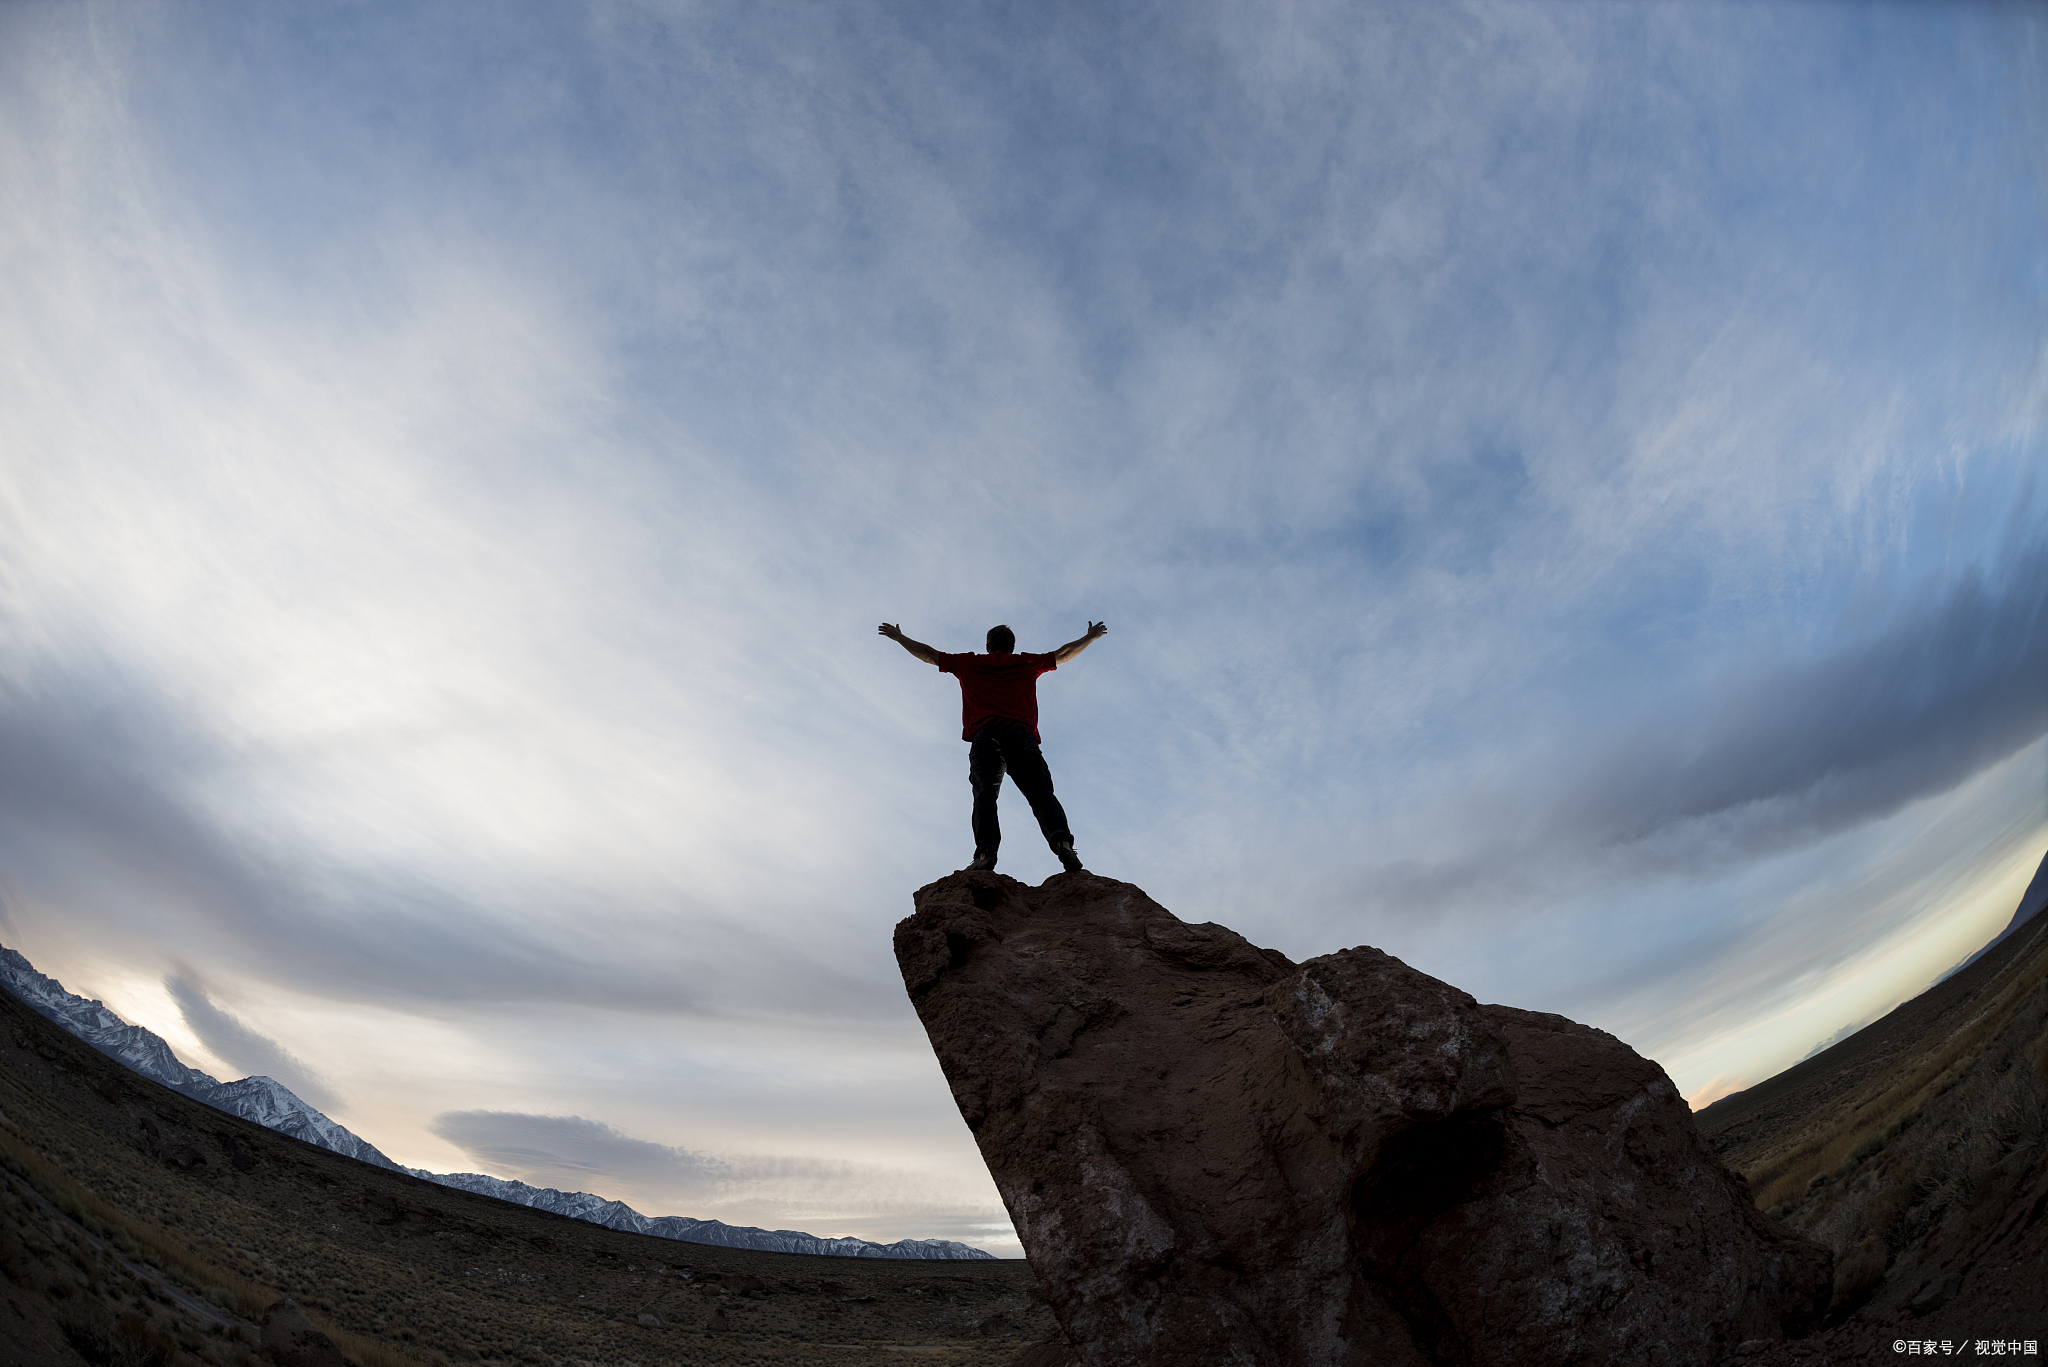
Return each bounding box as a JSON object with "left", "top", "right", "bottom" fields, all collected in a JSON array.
[{"left": 898, "top": 870, "right": 1831, "bottom": 1367}]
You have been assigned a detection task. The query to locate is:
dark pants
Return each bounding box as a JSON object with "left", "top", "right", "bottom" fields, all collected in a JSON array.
[{"left": 969, "top": 718, "right": 1072, "bottom": 857}]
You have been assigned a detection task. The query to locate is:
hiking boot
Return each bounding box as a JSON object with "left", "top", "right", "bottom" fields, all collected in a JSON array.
[
  {"left": 965, "top": 851, "right": 997, "bottom": 872},
  {"left": 1053, "top": 841, "right": 1083, "bottom": 873}
]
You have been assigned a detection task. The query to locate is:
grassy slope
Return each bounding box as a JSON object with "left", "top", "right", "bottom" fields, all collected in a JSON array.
[
  {"left": 0, "top": 987, "right": 1052, "bottom": 1367},
  {"left": 1697, "top": 908, "right": 2048, "bottom": 1351}
]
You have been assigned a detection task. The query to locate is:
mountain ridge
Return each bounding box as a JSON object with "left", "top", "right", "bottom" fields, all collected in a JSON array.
[
  {"left": 410, "top": 1168, "right": 991, "bottom": 1259},
  {"left": 0, "top": 941, "right": 990, "bottom": 1261},
  {"left": 1931, "top": 841, "right": 2048, "bottom": 983}
]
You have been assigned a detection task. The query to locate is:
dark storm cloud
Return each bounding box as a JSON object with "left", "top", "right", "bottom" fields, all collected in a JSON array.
[
  {"left": 1580, "top": 535, "right": 2048, "bottom": 862},
  {"left": 432, "top": 1111, "right": 731, "bottom": 1194},
  {"left": 164, "top": 971, "right": 343, "bottom": 1112},
  {"left": 0, "top": 669, "right": 266, "bottom": 919},
  {"left": 0, "top": 661, "right": 715, "bottom": 1014},
  {"left": 1365, "top": 535, "right": 2048, "bottom": 912}
]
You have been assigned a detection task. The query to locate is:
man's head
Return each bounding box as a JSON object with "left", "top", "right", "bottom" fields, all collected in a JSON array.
[{"left": 986, "top": 625, "right": 1016, "bottom": 655}]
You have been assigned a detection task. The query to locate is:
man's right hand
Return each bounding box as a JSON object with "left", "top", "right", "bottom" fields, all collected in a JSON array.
[{"left": 881, "top": 623, "right": 941, "bottom": 664}]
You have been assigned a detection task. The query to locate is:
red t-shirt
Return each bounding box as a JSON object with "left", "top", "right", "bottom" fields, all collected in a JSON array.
[{"left": 933, "top": 652, "right": 1059, "bottom": 741}]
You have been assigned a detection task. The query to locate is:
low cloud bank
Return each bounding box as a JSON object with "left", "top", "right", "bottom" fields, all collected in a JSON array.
[
  {"left": 432, "top": 1109, "right": 1013, "bottom": 1248},
  {"left": 165, "top": 972, "right": 343, "bottom": 1114}
]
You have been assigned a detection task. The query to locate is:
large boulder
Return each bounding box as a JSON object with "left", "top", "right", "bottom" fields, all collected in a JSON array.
[{"left": 896, "top": 871, "right": 1830, "bottom": 1367}]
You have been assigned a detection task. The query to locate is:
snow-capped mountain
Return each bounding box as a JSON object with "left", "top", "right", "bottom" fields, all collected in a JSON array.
[
  {"left": 0, "top": 945, "right": 402, "bottom": 1170},
  {"left": 0, "top": 942, "right": 991, "bottom": 1259},
  {"left": 0, "top": 946, "right": 222, "bottom": 1096},
  {"left": 205, "top": 1074, "right": 402, "bottom": 1169},
  {"left": 409, "top": 1170, "right": 992, "bottom": 1260}
]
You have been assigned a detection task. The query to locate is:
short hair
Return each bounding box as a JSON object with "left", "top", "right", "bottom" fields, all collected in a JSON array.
[{"left": 986, "top": 625, "right": 1016, "bottom": 654}]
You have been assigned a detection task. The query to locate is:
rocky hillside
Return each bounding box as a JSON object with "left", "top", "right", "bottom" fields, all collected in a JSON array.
[
  {"left": 0, "top": 945, "right": 403, "bottom": 1171},
  {"left": 0, "top": 982, "right": 1048, "bottom": 1367},
  {"left": 1696, "top": 889, "right": 2048, "bottom": 1361},
  {"left": 0, "top": 942, "right": 990, "bottom": 1263}
]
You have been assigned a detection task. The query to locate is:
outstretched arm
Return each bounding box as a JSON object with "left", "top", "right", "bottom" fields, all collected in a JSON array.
[
  {"left": 879, "top": 623, "right": 944, "bottom": 666},
  {"left": 1053, "top": 621, "right": 1108, "bottom": 664}
]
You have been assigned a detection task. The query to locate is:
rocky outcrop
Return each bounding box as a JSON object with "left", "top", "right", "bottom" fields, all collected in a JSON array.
[{"left": 896, "top": 871, "right": 1831, "bottom": 1367}]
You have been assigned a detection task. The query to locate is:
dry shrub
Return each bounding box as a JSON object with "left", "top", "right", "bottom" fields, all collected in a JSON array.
[
  {"left": 0, "top": 1128, "right": 438, "bottom": 1367},
  {"left": 1747, "top": 942, "right": 2048, "bottom": 1215},
  {"left": 1750, "top": 955, "right": 2048, "bottom": 1317}
]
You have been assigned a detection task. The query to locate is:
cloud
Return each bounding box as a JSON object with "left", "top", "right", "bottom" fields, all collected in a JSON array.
[
  {"left": 0, "top": 667, "right": 261, "bottom": 926},
  {"left": 0, "top": 660, "right": 687, "bottom": 1012},
  {"left": 0, "top": 646, "right": 911, "bottom": 1026},
  {"left": 1345, "top": 533, "right": 2048, "bottom": 921},
  {"left": 431, "top": 1110, "right": 1009, "bottom": 1246},
  {"left": 432, "top": 1111, "right": 729, "bottom": 1194},
  {"left": 0, "top": 0, "right": 2042, "bottom": 1262},
  {"left": 1580, "top": 536, "right": 2048, "bottom": 859},
  {"left": 164, "top": 972, "right": 343, "bottom": 1114}
]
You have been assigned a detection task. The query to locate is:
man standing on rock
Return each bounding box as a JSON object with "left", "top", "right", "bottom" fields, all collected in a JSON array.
[{"left": 878, "top": 620, "right": 1107, "bottom": 874}]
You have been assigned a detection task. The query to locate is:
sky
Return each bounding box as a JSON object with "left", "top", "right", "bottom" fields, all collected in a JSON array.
[{"left": 1, "top": 0, "right": 2044, "bottom": 1258}]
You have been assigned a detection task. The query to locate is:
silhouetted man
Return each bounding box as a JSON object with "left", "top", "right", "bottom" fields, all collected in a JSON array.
[{"left": 878, "top": 620, "right": 1107, "bottom": 874}]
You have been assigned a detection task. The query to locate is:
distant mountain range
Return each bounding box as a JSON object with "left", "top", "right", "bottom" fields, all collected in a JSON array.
[
  {"left": 0, "top": 944, "right": 990, "bottom": 1261},
  {"left": 408, "top": 1169, "right": 989, "bottom": 1260},
  {"left": 0, "top": 945, "right": 403, "bottom": 1169}
]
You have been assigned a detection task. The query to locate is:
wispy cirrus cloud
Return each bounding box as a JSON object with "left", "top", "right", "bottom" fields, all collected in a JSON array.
[
  {"left": 1339, "top": 532, "right": 2048, "bottom": 921},
  {"left": 0, "top": 0, "right": 2042, "bottom": 1254}
]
